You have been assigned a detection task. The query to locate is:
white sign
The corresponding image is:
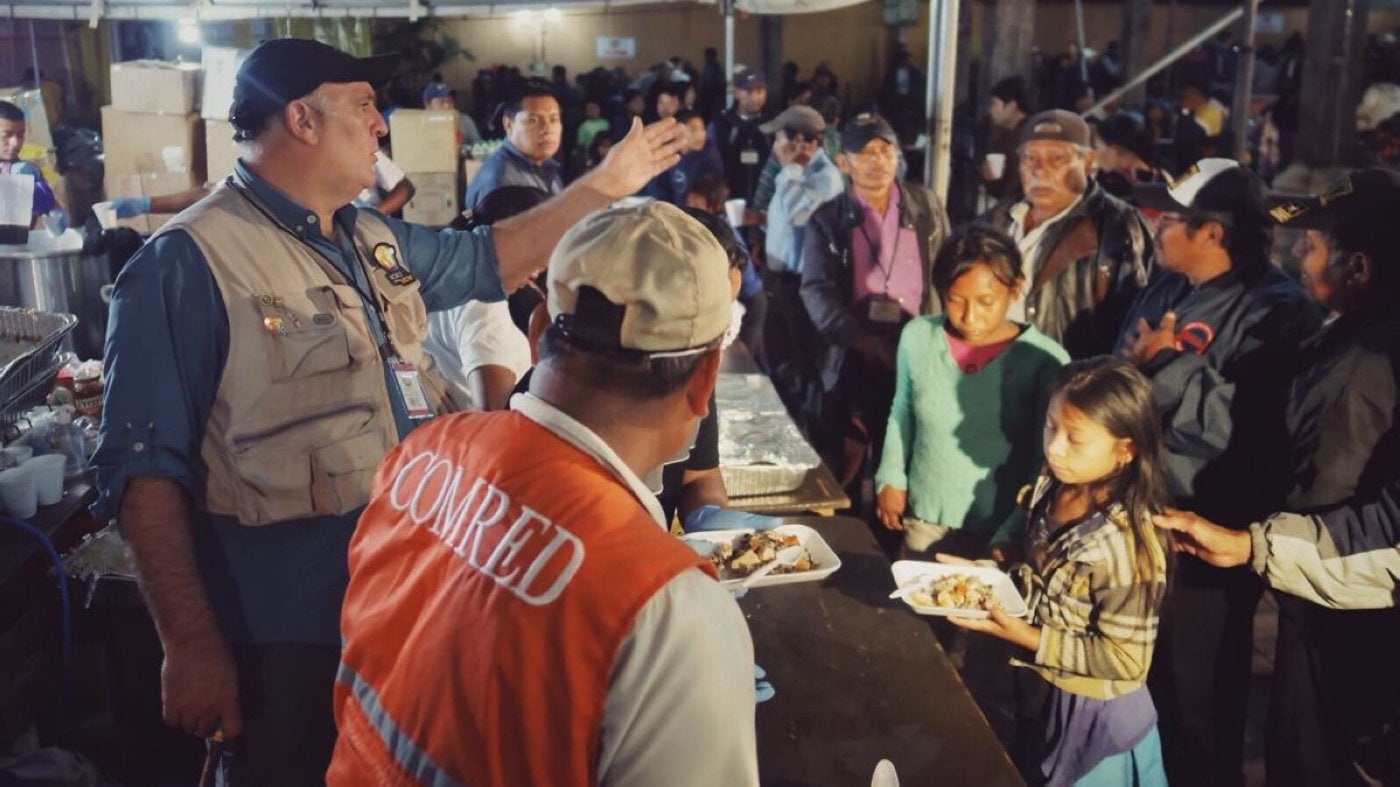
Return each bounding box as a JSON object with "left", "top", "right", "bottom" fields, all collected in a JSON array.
[
  {"left": 596, "top": 36, "right": 636, "bottom": 60},
  {"left": 1256, "top": 11, "right": 1285, "bottom": 35}
]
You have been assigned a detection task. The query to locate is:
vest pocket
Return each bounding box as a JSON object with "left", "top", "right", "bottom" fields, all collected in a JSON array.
[
  {"left": 311, "top": 427, "right": 391, "bottom": 514},
  {"left": 231, "top": 444, "right": 315, "bottom": 525},
  {"left": 263, "top": 288, "right": 356, "bottom": 381}
]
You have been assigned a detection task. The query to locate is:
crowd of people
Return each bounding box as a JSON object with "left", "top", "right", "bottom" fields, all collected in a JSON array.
[{"left": 81, "top": 30, "right": 1400, "bottom": 787}]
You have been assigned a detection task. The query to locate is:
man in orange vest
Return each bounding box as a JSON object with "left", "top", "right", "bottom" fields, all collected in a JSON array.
[{"left": 329, "top": 200, "right": 760, "bottom": 786}]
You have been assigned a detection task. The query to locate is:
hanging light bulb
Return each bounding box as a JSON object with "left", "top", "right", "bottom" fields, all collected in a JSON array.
[{"left": 177, "top": 17, "right": 201, "bottom": 45}]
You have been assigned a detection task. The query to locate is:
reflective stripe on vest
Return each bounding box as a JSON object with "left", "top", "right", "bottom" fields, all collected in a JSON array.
[{"left": 335, "top": 661, "right": 464, "bottom": 787}]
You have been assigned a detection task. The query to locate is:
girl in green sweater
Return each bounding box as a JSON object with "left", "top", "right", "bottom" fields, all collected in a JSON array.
[{"left": 875, "top": 225, "right": 1069, "bottom": 561}]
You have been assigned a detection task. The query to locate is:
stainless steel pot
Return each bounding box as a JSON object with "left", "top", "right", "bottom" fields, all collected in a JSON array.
[{"left": 0, "top": 246, "right": 112, "bottom": 361}]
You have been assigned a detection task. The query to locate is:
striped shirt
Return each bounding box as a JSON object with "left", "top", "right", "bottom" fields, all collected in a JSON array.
[{"left": 1016, "top": 475, "right": 1167, "bottom": 700}]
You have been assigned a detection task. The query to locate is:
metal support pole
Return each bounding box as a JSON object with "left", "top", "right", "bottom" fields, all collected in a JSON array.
[
  {"left": 1085, "top": 2, "right": 1257, "bottom": 118},
  {"left": 724, "top": 0, "right": 735, "bottom": 107},
  {"left": 1231, "top": 0, "right": 1258, "bottom": 159},
  {"left": 925, "top": 0, "right": 959, "bottom": 198},
  {"left": 1074, "top": 0, "right": 1089, "bottom": 83},
  {"left": 923, "top": 0, "right": 939, "bottom": 187}
]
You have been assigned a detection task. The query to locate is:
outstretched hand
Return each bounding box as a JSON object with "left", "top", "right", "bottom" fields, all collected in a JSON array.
[
  {"left": 1153, "top": 507, "right": 1252, "bottom": 568},
  {"left": 590, "top": 117, "right": 687, "bottom": 199}
]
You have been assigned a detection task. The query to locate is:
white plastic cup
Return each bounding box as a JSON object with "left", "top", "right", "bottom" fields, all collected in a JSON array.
[
  {"left": 28, "top": 454, "right": 65, "bottom": 506},
  {"left": 92, "top": 201, "right": 118, "bottom": 230},
  {"left": 0, "top": 463, "right": 39, "bottom": 519},
  {"left": 724, "top": 198, "right": 747, "bottom": 228},
  {"left": 985, "top": 153, "right": 1007, "bottom": 180}
]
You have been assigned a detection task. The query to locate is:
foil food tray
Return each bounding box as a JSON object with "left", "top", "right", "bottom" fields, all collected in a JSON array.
[{"left": 716, "top": 373, "right": 822, "bottom": 497}]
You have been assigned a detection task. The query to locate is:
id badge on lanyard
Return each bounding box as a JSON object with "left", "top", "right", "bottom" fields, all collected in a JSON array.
[
  {"left": 740, "top": 147, "right": 761, "bottom": 165},
  {"left": 389, "top": 355, "right": 434, "bottom": 420},
  {"left": 868, "top": 294, "right": 904, "bottom": 324}
]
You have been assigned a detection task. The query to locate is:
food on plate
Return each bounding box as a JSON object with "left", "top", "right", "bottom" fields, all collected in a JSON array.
[
  {"left": 908, "top": 573, "right": 994, "bottom": 610},
  {"left": 705, "top": 531, "right": 814, "bottom": 580}
]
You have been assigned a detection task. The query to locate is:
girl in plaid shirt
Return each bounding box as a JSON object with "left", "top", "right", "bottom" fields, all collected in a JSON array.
[{"left": 950, "top": 357, "right": 1171, "bottom": 786}]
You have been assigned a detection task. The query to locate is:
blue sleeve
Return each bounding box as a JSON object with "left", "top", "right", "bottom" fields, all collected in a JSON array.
[
  {"left": 92, "top": 230, "right": 229, "bottom": 520},
  {"left": 375, "top": 212, "right": 506, "bottom": 312},
  {"left": 15, "top": 161, "right": 56, "bottom": 216},
  {"left": 464, "top": 156, "right": 503, "bottom": 211}
]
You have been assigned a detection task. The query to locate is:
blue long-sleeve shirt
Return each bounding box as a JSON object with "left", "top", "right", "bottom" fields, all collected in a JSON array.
[{"left": 92, "top": 161, "right": 505, "bottom": 645}]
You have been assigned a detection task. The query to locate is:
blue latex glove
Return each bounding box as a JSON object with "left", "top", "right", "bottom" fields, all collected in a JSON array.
[
  {"left": 754, "top": 663, "right": 775, "bottom": 703},
  {"left": 683, "top": 505, "right": 781, "bottom": 534},
  {"left": 110, "top": 196, "right": 152, "bottom": 218}
]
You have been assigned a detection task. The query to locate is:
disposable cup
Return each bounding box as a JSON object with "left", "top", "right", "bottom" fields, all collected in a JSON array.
[
  {"left": 724, "top": 198, "right": 747, "bottom": 228},
  {"left": 985, "top": 153, "right": 1006, "bottom": 180},
  {"left": 92, "top": 201, "right": 118, "bottom": 230},
  {"left": 0, "top": 463, "right": 39, "bottom": 519},
  {"left": 28, "top": 454, "right": 66, "bottom": 506}
]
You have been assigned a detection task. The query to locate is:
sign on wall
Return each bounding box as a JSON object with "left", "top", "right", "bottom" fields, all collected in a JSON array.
[
  {"left": 1256, "top": 11, "right": 1284, "bottom": 36},
  {"left": 596, "top": 36, "right": 637, "bottom": 60}
]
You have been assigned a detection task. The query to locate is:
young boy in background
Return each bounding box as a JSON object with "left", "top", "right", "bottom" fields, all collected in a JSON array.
[{"left": 0, "top": 100, "right": 58, "bottom": 227}]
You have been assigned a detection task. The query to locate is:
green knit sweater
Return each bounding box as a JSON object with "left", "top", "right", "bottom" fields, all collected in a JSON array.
[{"left": 875, "top": 315, "right": 1070, "bottom": 545}]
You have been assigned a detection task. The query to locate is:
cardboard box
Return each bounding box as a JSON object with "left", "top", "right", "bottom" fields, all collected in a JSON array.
[
  {"left": 205, "top": 119, "right": 239, "bottom": 181},
  {"left": 103, "top": 171, "right": 190, "bottom": 234},
  {"left": 0, "top": 88, "right": 51, "bottom": 148},
  {"left": 110, "top": 60, "right": 202, "bottom": 115},
  {"left": 401, "top": 172, "right": 459, "bottom": 227},
  {"left": 201, "top": 47, "right": 250, "bottom": 121},
  {"left": 389, "top": 110, "right": 459, "bottom": 174},
  {"left": 101, "top": 106, "right": 206, "bottom": 186}
]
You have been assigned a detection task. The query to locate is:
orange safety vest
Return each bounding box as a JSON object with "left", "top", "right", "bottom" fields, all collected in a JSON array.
[{"left": 328, "top": 410, "right": 714, "bottom": 786}]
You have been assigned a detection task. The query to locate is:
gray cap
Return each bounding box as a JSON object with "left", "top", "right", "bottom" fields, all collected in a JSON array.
[{"left": 759, "top": 105, "right": 826, "bottom": 137}]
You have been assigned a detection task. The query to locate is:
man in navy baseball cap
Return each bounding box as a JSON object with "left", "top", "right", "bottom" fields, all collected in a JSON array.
[{"left": 228, "top": 38, "right": 397, "bottom": 141}]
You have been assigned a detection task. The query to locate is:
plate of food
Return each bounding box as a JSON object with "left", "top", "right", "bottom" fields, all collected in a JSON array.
[
  {"left": 889, "top": 560, "right": 1030, "bottom": 619},
  {"left": 682, "top": 524, "right": 841, "bottom": 589}
]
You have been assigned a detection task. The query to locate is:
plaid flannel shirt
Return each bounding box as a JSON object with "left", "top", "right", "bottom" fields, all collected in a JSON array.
[{"left": 1015, "top": 475, "right": 1168, "bottom": 700}]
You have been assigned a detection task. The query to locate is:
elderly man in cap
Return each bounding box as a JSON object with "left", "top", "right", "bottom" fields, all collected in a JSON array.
[
  {"left": 979, "top": 109, "right": 1153, "bottom": 358},
  {"left": 329, "top": 201, "right": 757, "bottom": 786},
  {"left": 762, "top": 104, "right": 844, "bottom": 276},
  {"left": 708, "top": 67, "right": 774, "bottom": 203},
  {"left": 800, "top": 113, "right": 949, "bottom": 512},
  {"left": 1252, "top": 168, "right": 1400, "bottom": 787},
  {"left": 92, "top": 38, "right": 685, "bottom": 783},
  {"left": 1120, "top": 159, "right": 1320, "bottom": 786}
]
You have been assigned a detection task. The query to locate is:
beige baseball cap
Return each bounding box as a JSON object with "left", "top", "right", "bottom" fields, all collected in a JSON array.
[{"left": 547, "top": 200, "right": 732, "bottom": 356}]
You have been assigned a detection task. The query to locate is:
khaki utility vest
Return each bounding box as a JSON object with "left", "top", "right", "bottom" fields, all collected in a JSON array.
[{"left": 156, "top": 180, "right": 453, "bottom": 526}]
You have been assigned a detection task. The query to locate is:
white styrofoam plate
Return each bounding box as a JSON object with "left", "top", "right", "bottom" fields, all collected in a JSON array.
[
  {"left": 890, "top": 560, "right": 1030, "bottom": 619},
  {"left": 682, "top": 524, "right": 841, "bottom": 590}
]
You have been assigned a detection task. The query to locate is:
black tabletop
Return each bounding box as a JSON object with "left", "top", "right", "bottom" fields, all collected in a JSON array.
[{"left": 741, "top": 516, "right": 1024, "bottom": 786}]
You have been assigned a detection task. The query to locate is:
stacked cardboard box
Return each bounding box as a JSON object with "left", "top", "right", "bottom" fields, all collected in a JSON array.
[
  {"left": 102, "top": 60, "right": 205, "bottom": 234},
  {"left": 390, "top": 109, "right": 461, "bottom": 226},
  {"left": 202, "top": 47, "right": 250, "bottom": 182}
]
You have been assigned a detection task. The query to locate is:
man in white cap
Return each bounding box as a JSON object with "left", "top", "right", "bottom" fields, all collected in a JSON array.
[
  {"left": 329, "top": 201, "right": 758, "bottom": 786},
  {"left": 1124, "top": 158, "right": 1320, "bottom": 786}
]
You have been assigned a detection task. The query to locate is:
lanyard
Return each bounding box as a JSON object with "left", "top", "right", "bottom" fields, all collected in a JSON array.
[{"left": 856, "top": 213, "right": 903, "bottom": 295}]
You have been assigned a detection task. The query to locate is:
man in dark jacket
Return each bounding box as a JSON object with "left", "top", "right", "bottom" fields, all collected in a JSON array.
[
  {"left": 980, "top": 110, "right": 1153, "bottom": 358},
  {"left": 1123, "top": 159, "right": 1322, "bottom": 787},
  {"left": 708, "top": 68, "right": 774, "bottom": 204},
  {"left": 1259, "top": 167, "right": 1400, "bottom": 787},
  {"left": 799, "top": 113, "right": 950, "bottom": 501}
]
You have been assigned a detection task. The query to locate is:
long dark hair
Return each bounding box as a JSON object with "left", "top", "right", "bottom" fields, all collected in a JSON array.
[{"left": 1050, "top": 357, "right": 1171, "bottom": 582}]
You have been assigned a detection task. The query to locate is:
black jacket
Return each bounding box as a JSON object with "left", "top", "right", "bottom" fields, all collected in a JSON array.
[
  {"left": 707, "top": 106, "right": 774, "bottom": 202},
  {"left": 1285, "top": 305, "right": 1400, "bottom": 511},
  {"left": 981, "top": 181, "right": 1153, "bottom": 358},
  {"left": 1117, "top": 260, "right": 1322, "bottom": 528},
  {"left": 800, "top": 184, "right": 950, "bottom": 391}
]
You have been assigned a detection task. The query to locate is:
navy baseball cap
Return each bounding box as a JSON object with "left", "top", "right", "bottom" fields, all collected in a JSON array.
[
  {"left": 422, "top": 81, "right": 453, "bottom": 104},
  {"left": 733, "top": 68, "right": 766, "bottom": 90},
  {"left": 229, "top": 38, "right": 397, "bottom": 138},
  {"left": 841, "top": 112, "right": 898, "bottom": 152}
]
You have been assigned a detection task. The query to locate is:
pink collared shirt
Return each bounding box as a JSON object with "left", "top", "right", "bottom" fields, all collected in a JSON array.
[{"left": 850, "top": 188, "right": 925, "bottom": 317}]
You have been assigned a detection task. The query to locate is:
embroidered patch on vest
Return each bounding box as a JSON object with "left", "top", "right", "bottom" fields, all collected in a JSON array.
[{"left": 373, "top": 243, "right": 418, "bottom": 286}]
